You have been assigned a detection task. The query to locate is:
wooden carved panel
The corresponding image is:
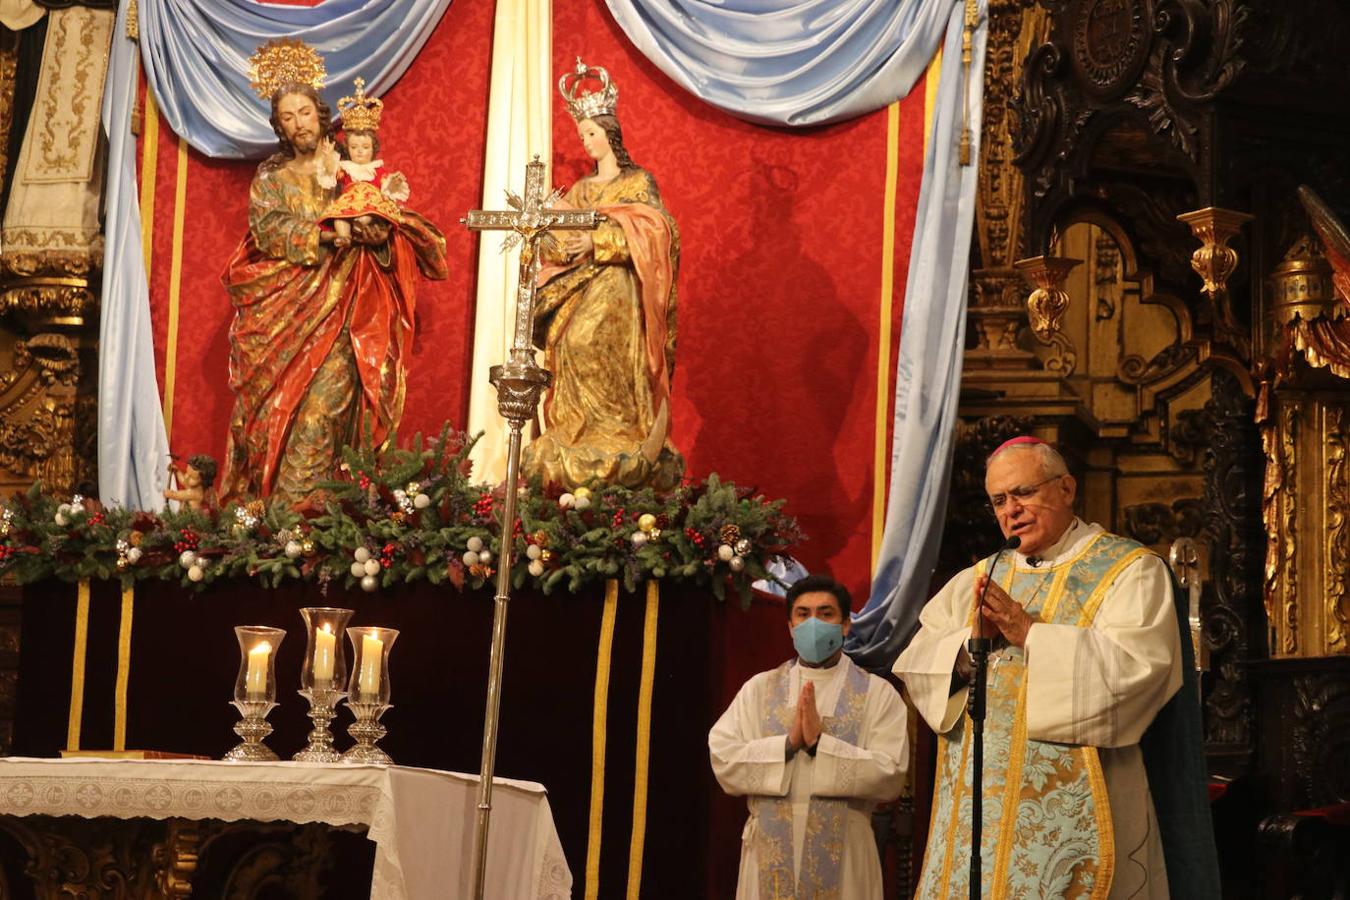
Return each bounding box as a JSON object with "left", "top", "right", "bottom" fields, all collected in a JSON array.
[{"left": 1201, "top": 368, "right": 1261, "bottom": 767}]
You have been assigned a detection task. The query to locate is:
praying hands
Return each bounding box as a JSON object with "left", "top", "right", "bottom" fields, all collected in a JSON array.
[
  {"left": 787, "top": 682, "right": 823, "bottom": 755},
  {"left": 975, "top": 575, "right": 1038, "bottom": 648}
]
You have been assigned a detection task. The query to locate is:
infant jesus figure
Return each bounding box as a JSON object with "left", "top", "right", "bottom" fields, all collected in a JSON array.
[{"left": 318, "top": 78, "right": 410, "bottom": 247}]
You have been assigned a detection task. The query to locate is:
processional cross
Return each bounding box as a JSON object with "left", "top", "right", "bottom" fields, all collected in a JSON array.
[{"left": 461, "top": 155, "right": 602, "bottom": 900}]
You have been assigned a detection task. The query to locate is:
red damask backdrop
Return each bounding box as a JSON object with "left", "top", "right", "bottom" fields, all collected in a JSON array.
[{"left": 141, "top": 0, "right": 926, "bottom": 603}]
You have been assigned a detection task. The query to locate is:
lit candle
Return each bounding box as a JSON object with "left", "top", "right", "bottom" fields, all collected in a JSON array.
[
  {"left": 358, "top": 633, "right": 384, "bottom": 697},
  {"left": 246, "top": 641, "right": 271, "bottom": 699},
  {"left": 313, "top": 624, "right": 336, "bottom": 686}
]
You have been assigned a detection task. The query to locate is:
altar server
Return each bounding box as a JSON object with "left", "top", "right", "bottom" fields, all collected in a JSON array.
[{"left": 710, "top": 575, "right": 908, "bottom": 899}]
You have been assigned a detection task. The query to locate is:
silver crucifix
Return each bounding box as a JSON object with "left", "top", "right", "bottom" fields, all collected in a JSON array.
[{"left": 461, "top": 155, "right": 602, "bottom": 900}]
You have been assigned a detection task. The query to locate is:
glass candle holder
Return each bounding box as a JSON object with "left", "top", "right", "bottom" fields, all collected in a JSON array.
[
  {"left": 223, "top": 625, "right": 285, "bottom": 761},
  {"left": 343, "top": 626, "right": 398, "bottom": 764},
  {"left": 293, "top": 607, "right": 354, "bottom": 762}
]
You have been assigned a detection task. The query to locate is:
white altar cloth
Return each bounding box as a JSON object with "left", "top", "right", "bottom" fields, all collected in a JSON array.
[{"left": 0, "top": 757, "right": 571, "bottom": 899}]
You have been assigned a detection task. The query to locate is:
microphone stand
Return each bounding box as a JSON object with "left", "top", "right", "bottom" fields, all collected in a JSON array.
[{"left": 968, "top": 536, "right": 1018, "bottom": 899}]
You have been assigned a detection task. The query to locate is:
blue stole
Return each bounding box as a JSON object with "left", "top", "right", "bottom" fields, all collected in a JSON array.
[{"left": 749, "top": 657, "right": 871, "bottom": 900}]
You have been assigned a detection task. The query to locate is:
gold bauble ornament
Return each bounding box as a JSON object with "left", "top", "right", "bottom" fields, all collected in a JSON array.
[
  {"left": 301, "top": 539, "right": 316, "bottom": 555},
  {"left": 574, "top": 486, "right": 592, "bottom": 500},
  {"left": 638, "top": 513, "right": 657, "bottom": 533}
]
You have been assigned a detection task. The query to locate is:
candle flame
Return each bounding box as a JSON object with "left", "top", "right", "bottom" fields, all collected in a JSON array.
[{"left": 251, "top": 642, "right": 271, "bottom": 655}]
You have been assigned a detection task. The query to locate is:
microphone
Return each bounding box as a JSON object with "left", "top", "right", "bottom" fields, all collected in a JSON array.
[
  {"left": 966, "top": 532, "right": 1019, "bottom": 900},
  {"left": 975, "top": 535, "right": 1021, "bottom": 631}
]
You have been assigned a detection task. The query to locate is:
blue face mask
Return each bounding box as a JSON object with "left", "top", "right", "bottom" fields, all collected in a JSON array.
[{"left": 792, "top": 617, "right": 844, "bottom": 664}]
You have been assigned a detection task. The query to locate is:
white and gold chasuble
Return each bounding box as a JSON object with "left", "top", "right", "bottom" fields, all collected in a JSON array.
[
  {"left": 710, "top": 656, "right": 909, "bottom": 900},
  {"left": 897, "top": 521, "right": 1181, "bottom": 900}
]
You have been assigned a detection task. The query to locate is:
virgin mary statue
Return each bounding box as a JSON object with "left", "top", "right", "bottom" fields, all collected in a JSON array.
[{"left": 526, "top": 59, "right": 683, "bottom": 491}]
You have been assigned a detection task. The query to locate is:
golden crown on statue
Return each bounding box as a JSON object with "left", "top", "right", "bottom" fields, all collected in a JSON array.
[
  {"left": 248, "top": 38, "right": 326, "bottom": 100},
  {"left": 559, "top": 57, "right": 618, "bottom": 122},
  {"left": 338, "top": 78, "right": 384, "bottom": 132}
]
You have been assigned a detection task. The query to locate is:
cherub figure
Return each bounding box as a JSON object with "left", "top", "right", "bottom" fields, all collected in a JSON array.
[
  {"left": 319, "top": 78, "right": 409, "bottom": 248},
  {"left": 164, "top": 454, "right": 218, "bottom": 512}
]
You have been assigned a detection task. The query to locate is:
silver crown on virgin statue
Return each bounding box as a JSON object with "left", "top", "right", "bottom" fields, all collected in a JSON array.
[{"left": 560, "top": 57, "right": 618, "bottom": 122}]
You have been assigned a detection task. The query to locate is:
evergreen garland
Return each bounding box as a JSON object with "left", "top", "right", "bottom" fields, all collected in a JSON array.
[{"left": 0, "top": 426, "right": 804, "bottom": 606}]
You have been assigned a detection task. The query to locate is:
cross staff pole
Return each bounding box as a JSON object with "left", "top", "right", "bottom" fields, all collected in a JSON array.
[{"left": 462, "top": 155, "right": 602, "bottom": 900}]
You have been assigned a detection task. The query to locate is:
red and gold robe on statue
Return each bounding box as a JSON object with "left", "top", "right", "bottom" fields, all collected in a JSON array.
[
  {"left": 218, "top": 155, "right": 446, "bottom": 506},
  {"left": 528, "top": 167, "right": 683, "bottom": 490}
]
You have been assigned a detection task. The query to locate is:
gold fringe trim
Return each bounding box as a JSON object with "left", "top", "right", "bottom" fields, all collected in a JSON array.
[
  {"left": 1084, "top": 747, "right": 1115, "bottom": 898},
  {"left": 65, "top": 580, "right": 91, "bottom": 752},
  {"left": 937, "top": 715, "right": 974, "bottom": 897},
  {"left": 871, "top": 99, "right": 902, "bottom": 572},
  {"left": 113, "top": 583, "right": 135, "bottom": 752},
  {"left": 584, "top": 580, "right": 620, "bottom": 900},
  {"left": 625, "top": 581, "right": 660, "bottom": 899},
  {"left": 163, "top": 134, "right": 188, "bottom": 440},
  {"left": 1079, "top": 548, "right": 1150, "bottom": 626}
]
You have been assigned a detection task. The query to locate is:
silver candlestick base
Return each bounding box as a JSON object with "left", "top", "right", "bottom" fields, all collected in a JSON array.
[
  {"left": 293, "top": 688, "right": 346, "bottom": 762},
  {"left": 223, "top": 699, "right": 279, "bottom": 761},
  {"left": 342, "top": 702, "right": 392, "bottom": 765}
]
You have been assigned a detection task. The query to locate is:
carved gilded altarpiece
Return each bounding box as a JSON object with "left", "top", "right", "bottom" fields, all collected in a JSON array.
[
  {"left": 1259, "top": 224, "right": 1350, "bottom": 660},
  {"left": 0, "top": 7, "right": 106, "bottom": 502}
]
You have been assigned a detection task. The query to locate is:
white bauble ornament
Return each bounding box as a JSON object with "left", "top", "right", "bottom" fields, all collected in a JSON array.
[
  {"left": 414, "top": 493, "right": 431, "bottom": 509},
  {"left": 526, "top": 544, "right": 542, "bottom": 560},
  {"left": 478, "top": 549, "right": 493, "bottom": 564},
  {"left": 631, "top": 532, "right": 649, "bottom": 547},
  {"left": 354, "top": 547, "right": 371, "bottom": 564},
  {"left": 729, "top": 556, "right": 745, "bottom": 573},
  {"left": 558, "top": 493, "right": 576, "bottom": 509},
  {"left": 527, "top": 559, "right": 545, "bottom": 577},
  {"left": 284, "top": 541, "right": 302, "bottom": 559},
  {"left": 360, "top": 574, "right": 378, "bottom": 592},
  {"left": 467, "top": 536, "right": 485, "bottom": 553},
  {"left": 574, "top": 496, "right": 592, "bottom": 510},
  {"left": 717, "top": 544, "right": 735, "bottom": 561},
  {"left": 363, "top": 559, "right": 381, "bottom": 577},
  {"left": 179, "top": 550, "right": 197, "bottom": 568},
  {"left": 187, "top": 564, "right": 205, "bottom": 582},
  {"left": 54, "top": 513, "right": 69, "bottom": 526},
  {"left": 126, "top": 547, "right": 142, "bottom": 564},
  {"left": 350, "top": 561, "right": 366, "bottom": 578},
  {"left": 462, "top": 550, "right": 481, "bottom": 566}
]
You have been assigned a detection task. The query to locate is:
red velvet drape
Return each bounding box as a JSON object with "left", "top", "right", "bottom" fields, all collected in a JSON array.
[{"left": 142, "top": 0, "right": 926, "bottom": 603}]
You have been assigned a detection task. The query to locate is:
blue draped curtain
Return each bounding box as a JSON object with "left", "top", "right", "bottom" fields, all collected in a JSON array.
[
  {"left": 606, "top": 0, "right": 987, "bottom": 668},
  {"left": 99, "top": 0, "right": 452, "bottom": 508}
]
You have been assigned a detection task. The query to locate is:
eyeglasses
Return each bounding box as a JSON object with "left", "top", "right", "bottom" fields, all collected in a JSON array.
[{"left": 986, "top": 475, "right": 1063, "bottom": 514}]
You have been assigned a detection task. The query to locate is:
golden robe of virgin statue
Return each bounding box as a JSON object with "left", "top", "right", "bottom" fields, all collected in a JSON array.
[
  {"left": 526, "top": 60, "right": 683, "bottom": 490},
  {"left": 218, "top": 71, "right": 446, "bottom": 506}
]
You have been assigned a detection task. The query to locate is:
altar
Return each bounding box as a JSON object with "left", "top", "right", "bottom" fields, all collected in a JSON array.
[
  {"left": 10, "top": 578, "right": 791, "bottom": 897},
  {"left": 0, "top": 757, "right": 569, "bottom": 899}
]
